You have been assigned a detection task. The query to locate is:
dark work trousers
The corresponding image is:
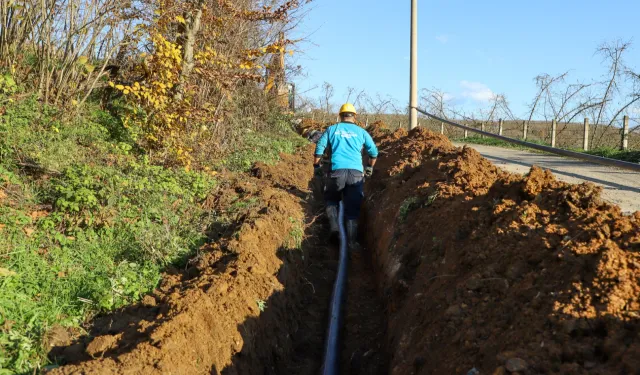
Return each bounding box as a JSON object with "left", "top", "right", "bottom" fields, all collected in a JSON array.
[{"left": 324, "top": 169, "right": 365, "bottom": 221}]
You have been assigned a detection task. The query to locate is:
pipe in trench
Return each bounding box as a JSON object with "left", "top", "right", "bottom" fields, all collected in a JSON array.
[{"left": 321, "top": 201, "right": 348, "bottom": 375}]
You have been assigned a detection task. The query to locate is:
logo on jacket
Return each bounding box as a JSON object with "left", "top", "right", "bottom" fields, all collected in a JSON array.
[{"left": 335, "top": 130, "right": 358, "bottom": 139}]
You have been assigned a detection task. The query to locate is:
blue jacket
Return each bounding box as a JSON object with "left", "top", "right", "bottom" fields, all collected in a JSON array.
[{"left": 314, "top": 122, "right": 378, "bottom": 172}]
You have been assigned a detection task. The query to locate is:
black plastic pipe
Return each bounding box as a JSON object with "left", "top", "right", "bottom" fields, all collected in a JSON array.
[{"left": 321, "top": 201, "right": 348, "bottom": 375}]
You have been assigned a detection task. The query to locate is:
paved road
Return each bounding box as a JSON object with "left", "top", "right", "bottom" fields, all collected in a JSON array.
[{"left": 454, "top": 142, "right": 640, "bottom": 214}]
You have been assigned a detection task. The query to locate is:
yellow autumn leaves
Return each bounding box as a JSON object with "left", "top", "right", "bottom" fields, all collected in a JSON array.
[{"left": 110, "top": 34, "right": 181, "bottom": 112}]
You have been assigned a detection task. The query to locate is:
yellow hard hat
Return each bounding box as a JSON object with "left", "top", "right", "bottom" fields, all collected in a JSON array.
[{"left": 339, "top": 103, "right": 357, "bottom": 115}]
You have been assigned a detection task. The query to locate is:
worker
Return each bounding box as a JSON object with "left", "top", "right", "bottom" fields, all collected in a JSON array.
[
  {"left": 313, "top": 103, "right": 378, "bottom": 250},
  {"left": 307, "top": 129, "right": 324, "bottom": 144}
]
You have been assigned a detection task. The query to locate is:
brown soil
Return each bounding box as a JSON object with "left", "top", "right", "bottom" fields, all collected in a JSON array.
[
  {"left": 48, "top": 121, "right": 640, "bottom": 375},
  {"left": 47, "top": 146, "right": 390, "bottom": 375},
  {"left": 363, "top": 126, "right": 640, "bottom": 374},
  {"left": 47, "top": 148, "right": 336, "bottom": 374},
  {"left": 342, "top": 250, "right": 389, "bottom": 374}
]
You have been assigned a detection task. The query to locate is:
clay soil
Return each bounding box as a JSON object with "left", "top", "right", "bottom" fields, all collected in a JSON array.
[
  {"left": 363, "top": 125, "right": 639, "bottom": 374},
  {"left": 47, "top": 121, "right": 640, "bottom": 375},
  {"left": 47, "top": 145, "right": 389, "bottom": 375}
]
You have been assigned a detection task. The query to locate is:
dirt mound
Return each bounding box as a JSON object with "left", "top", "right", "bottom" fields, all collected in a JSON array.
[
  {"left": 363, "top": 128, "right": 640, "bottom": 374},
  {"left": 298, "top": 118, "right": 329, "bottom": 138}
]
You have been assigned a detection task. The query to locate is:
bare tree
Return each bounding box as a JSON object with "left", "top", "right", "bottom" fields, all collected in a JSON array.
[
  {"left": 421, "top": 88, "right": 450, "bottom": 118},
  {"left": 586, "top": 40, "right": 630, "bottom": 147},
  {"left": 319, "top": 81, "right": 334, "bottom": 122}
]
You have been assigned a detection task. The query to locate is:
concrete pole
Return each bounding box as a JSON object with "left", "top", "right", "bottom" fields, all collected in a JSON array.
[
  {"left": 622, "top": 115, "right": 629, "bottom": 151},
  {"left": 551, "top": 119, "right": 557, "bottom": 148},
  {"left": 440, "top": 122, "right": 444, "bottom": 135},
  {"left": 480, "top": 122, "right": 485, "bottom": 138},
  {"left": 498, "top": 119, "right": 503, "bottom": 136},
  {"left": 523, "top": 121, "right": 528, "bottom": 141},
  {"left": 409, "top": 0, "right": 418, "bottom": 130},
  {"left": 583, "top": 118, "right": 590, "bottom": 151}
]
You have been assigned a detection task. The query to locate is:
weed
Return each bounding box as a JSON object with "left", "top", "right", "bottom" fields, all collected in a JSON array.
[
  {"left": 285, "top": 217, "right": 304, "bottom": 250},
  {"left": 399, "top": 192, "right": 439, "bottom": 224},
  {"left": 399, "top": 197, "right": 420, "bottom": 222},
  {"left": 256, "top": 299, "right": 267, "bottom": 312},
  {"left": 426, "top": 191, "right": 439, "bottom": 206}
]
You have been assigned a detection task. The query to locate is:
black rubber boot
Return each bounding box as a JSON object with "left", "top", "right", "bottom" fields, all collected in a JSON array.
[
  {"left": 326, "top": 206, "right": 339, "bottom": 243},
  {"left": 346, "top": 220, "right": 361, "bottom": 251}
]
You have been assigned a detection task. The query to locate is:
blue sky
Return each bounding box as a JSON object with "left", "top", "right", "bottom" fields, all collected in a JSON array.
[{"left": 291, "top": 0, "right": 640, "bottom": 116}]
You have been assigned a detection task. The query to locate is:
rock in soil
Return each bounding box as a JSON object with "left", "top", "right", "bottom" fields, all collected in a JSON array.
[{"left": 504, "top": 357, "right": 528, "bottom": 372}]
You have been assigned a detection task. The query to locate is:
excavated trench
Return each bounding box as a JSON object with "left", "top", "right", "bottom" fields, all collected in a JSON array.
[
  {"left": 47, "top": 147, "right": 392, "bottom": 375},
  {"left": 47, "top": 125, "right": 639, "bottom": 375},
  {"left": 280, "top": 165, "right": 390, "bottom": 375}
]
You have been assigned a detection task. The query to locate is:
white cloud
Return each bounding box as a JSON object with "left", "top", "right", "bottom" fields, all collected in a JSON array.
[
  {"left": 435, "top": 34, "right": 449, "bottom": 44},
  {"left": 460, "top": 81, "right": 495, "bottom": 102},
  {"left": 442, "top": 93, "right": 455, "bottom": 102}
]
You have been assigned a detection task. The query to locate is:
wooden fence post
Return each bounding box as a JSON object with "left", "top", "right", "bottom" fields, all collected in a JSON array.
[
  {"left": 583, "top": 118, "right": 589, "bottom": 151},
  {"left": 523, "top": 121, "right": 528, "bottom": 141},
  {"left": 621, "top": 115, "right": 629, "bottom": 151},
  {"left": 480, "top": 122, "right": 485, "bottom": 138},
  {"left": 440, "top": 122, "right": 444, "bottom": 135},
  {"left": 551, "top": 119, "right": 557, "bottom": 148},
  {"left": 498, "top": 119, "right": 503, "bottom": 136}
]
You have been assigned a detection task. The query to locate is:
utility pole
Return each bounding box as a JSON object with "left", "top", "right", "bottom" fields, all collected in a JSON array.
[{"left": 409, "top": 0, "right": 418, "bottom": 129}]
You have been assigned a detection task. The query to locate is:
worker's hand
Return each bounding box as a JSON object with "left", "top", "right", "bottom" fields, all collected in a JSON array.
[
  {"left": 314, "top": 164, "right": 324, "bottom": 178},
  {"left": 364, "top": 166, "right": 374, "bottom": 178}
]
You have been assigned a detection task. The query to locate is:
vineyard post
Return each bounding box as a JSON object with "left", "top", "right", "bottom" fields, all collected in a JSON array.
[
  {"left": 481, "top": 122, "right": 485, "bottom": 138},
  {"left": 498, "top": 119, "right": 503, "bottom": 136},
  {"left": 551, "top": 119, "right": 557, "bottom": 148},
  {"left": 583, "top": 118, "right": 590, "bottom": 151},
  {"left": 409, "top": 0, "right": 418, "bottom": 129},
  {"left": 440, "top": 122, "right": 444, "bottom": 135},
  {"left": 523, "top": 121, "right": 528, "bottom": 141},
  {"left": 621, "top": 115, "right": 629, "bottom": 151},
  {"left": 464, "top": 129, "right": 468, "bottom": 139}
]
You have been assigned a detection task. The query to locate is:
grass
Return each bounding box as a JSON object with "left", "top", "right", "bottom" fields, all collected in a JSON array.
[
  {"left": 452, "top": 136, "right": 549, "bottom": 151},
  {"left": 220, "top": 112, "right": 307, "bottom": 172},
  {"left": 221, "top": 131, "right": 307, "bottom": 172},
  {"left": 582, "top": 147, "right": 640, "bottom": 163},
  {"left": 0, "top": 97, "right": 305, "bottom": 373},
  {"left": 285, "top": 217, "right": 304, "bottom": 251}
]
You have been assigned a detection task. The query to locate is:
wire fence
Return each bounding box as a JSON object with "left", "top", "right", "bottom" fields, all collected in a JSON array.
[
  {"left": 302, "top": 111, "right": 640, "bottom": 152},
  {"left": 376, "top": 115, "right": 640, "bottom": 152},
  {"left": 415, "top": 109, "right": 640, "bottom": 172}
]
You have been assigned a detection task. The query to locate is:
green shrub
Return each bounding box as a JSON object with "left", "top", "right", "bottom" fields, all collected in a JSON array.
[
  {"left": 221, "top": 130, "right": 306, "bottom": 172},
  {"left": 0, "top": 95, "right": 304, "bottom": 373}
]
